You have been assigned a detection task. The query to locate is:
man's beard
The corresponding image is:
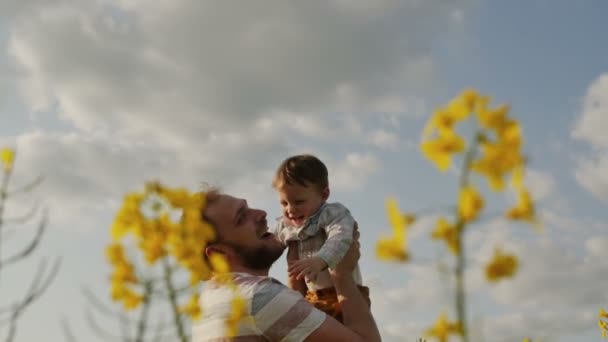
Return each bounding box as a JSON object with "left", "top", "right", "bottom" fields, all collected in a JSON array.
[{"left": 228, "top": 243, "right": 284, "bottom": 270}]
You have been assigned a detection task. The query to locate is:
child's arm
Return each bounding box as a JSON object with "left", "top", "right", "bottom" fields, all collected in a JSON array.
[
  {"left": 314, "top": 203, "right": 355, "bottom": 270},
  {"left": 289, "top": 203, "right": 355, "bottom": 280},
  {"left": 286, "top": 241, "right": 307, "bottom": 296}
]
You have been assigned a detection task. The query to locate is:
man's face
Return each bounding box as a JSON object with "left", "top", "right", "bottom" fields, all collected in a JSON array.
[{"left": 204, "top": 194, "right": 284, "bottom": 270}]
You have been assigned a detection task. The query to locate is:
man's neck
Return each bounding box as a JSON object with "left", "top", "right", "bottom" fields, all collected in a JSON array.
[{"left": 230, "top": 264, "right": 269, "bottom": 277}]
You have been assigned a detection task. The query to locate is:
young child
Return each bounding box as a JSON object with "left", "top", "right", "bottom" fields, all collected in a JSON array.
[{"left": 272, "top": 154, "right": 369, "bottom": 322}]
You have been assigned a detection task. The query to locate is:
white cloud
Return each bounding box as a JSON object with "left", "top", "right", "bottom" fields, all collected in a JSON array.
[
  {"left": 7, "top": 1, "right": 468, "bottom": 144},
  {"left": 329, "top": 153, "right": 381, "bottom": 191},
  {"left": 572, "top": 73, "right": 608, "bottom": 149},
  {"left": 365, "top": 129, "right": 399, "bottom": 149},
  {"left": 2, "top": 1, "right": 474, "bottom": 226},
  {"left": 574, "top": 154, "right": 608, "bottom": 202},
  {"left": 572, "top": 73, "right": 608, "bottom": 202},
  {"left": 524, "top": 168, "right": 555, "bottom": 202}
]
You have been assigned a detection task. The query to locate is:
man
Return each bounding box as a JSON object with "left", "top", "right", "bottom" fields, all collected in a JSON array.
[{"left": 192, "top": 189, "right": 381, "bottom": 342}]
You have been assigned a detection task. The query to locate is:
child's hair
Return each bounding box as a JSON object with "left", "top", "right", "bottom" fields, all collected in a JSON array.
[{"left": 272, "top": 154, "right": 328, "bottom": 190}]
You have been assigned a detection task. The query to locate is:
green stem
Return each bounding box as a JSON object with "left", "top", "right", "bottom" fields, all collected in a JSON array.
[
  {"left": 455, "top": 131, "right": 481, "bottom": 342},
  {"left": 134, "top": 281, "right": 153, "bottom": 342},
  {"left": 0, "top": 167, "right": 13, "bottom": 279},
  {"left": 162, "top": 257, "right": 188, "bottom": 342}
]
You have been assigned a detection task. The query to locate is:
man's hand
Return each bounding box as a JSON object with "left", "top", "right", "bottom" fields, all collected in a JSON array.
[{"left": 288, "top": 256, "right": 328, "bottom": 281}]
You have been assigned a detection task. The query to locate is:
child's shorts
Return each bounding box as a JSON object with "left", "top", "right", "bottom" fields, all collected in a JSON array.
[{"left": 304, "top": 285, "right": 371, "bottom": 323}]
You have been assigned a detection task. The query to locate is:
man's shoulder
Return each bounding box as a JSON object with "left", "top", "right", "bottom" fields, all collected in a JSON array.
[{"left": 195, "top": 273, "right": 326, "bottom": 341}]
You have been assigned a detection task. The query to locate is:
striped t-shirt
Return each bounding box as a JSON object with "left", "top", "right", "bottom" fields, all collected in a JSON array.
[{"left": 192, "top": 272, "right": 326, "bottom": 341}]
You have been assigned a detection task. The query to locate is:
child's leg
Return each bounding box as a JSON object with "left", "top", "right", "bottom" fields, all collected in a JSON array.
[{"left": 305, "top": 286, "right": 371, "bottom": 324}]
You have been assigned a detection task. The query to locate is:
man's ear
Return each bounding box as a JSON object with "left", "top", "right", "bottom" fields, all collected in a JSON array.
[
  {"left": 205, "top": 245, "right": 226, "bottom": 259},
  {"left": 321, "top": 186, "right": 330, "bottom": 201}
]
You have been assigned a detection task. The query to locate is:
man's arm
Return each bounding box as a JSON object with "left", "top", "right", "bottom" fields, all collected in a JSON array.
[{"left": 305, "top": 225, "right": 381, "bottom": 342}]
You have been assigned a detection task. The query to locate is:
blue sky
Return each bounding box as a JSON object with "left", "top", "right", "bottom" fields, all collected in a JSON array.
[{"left": 1, "top": 1, "right": 607, "bottom": 341}]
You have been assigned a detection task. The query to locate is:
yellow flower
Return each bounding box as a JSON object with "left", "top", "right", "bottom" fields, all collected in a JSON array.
[
  {"left": 210, "top": 253, "right": 230, "bottom": 273},
  {"left": 511, "top": 165, "right": 524, "bottom": 189},
  {"left": 105, "top": 243, "right": 126, "bottom": 264},
  {"left": 180, "top": 294, "right": 202, "bottom": 320},
  {"left": 376, "top": 198, "right": 412, "bottom": 262},
  {"left": 431, "top": 218, "right": 460, "bottom": 255},
  {"left": 472, "top": 141, "right": 524, "bottom": 191},
  {"left": 421, "top": 130, "right": 466, "bottom": 171},
  {"left": 506, "top": 188, "right": 536, "bottom": 223},
  {"left": 226, "top": 293, "right": 248, "bottom": 337},
  {"left": 122, "top": 288, "right": 143, "bottom": 310},
  {"left": 424, "top": 312, "right": 462, "bottom": 342},
  {"left": 1, "top": 148, "right": 15, "bottom": 171},
  {"left": 111, "top": 260, "right": 138, "bottom": 284},
  {"left": 498, "top": 119, "right": 522, "bottom": 148},
  {"left": 459, "top": 88, "right": 480, "bottom": 112},
  {"left": 111, "top": 282, "right": 127, "bottom": 301},
  {"left": 485, "top": 248, "right": 518, "bottom": 282},
  {"left": 600, "top": 319, "right": 607, "bottom": 339},
  {"left": 476, "top": 103, "right": 509, "bottom": 132},
  {"left": 458, "top": 185, "right": 484, "bottom": 222},
  {"left": 422, "top": 89, "right": 479, "bottom": 140},
  {"left": 386, "top": 198, "right": 414, "bottom": 241},
  {"left": 139, "top": 232, "right": 166, "bottom": 264},
  {"left": 376, "top": 237, "right": 409, "bottom": 262},
  {"left": 600, "top": 308, "right": 608, "bottom": 339}
]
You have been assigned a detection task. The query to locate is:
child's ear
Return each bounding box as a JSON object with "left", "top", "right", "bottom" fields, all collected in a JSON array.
[{"left": 321, "top": 187, "right": 330, "bottom": 201}]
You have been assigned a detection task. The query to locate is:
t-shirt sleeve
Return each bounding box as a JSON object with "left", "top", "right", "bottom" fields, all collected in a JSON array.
[{"left": 251, "top": 279, "right": 326, "bottom": 341}]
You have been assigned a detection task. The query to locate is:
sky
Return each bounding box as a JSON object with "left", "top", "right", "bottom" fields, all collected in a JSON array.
[{"left": 1, "top": 0, "right": 607, "bottom": 341}]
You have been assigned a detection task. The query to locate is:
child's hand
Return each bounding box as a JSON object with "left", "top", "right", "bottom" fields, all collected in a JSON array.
[{"left": 288, "top": 256, "right": 328, "bottom": 281}]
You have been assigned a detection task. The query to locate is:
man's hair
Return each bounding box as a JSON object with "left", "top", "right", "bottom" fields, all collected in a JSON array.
[
  {"left": 201, "top": 186, "right": 222, "bottom": 240},
  {"left": 200, "top": 186, "right": 222, "bottom": 266},
  {"left": 272, "top": 154, "right": 328, "bottom": 190}
]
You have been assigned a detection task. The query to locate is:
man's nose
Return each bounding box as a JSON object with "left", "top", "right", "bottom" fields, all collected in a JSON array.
[{"left": 254, "top": 209, "right": 267, "bottom": 221}]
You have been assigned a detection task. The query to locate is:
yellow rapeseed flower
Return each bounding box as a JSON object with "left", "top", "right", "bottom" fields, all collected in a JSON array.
[
  {"left": 139, "top": 232, "right": 166, "bottom": 264},
  {"left": 506, "top": 188, "right": 537, "bottom": 224},
  {"left": 180, "top": 293, "right": 202, "bottom": 320},
  {"left": 386, "top": 198, "right": 414, "bottom": 240},
  {"left": 122, "top": 288, "right": 144, "bottom": 310},
  {"left": 226, "top": 294, "right": 248, "bottom": 337},
  {"left": 1, "top": 148, "right": 15, "bottom": 171},
  {"left": 600, "top": 308, "right": 608, "bottom": 339},
  {"left": 511, "top": 165, "right": 524, "bottom": 189},
  {"left": 424, "top": 312, "right": 462, "bottom": 342},
  {"left": 431, "top": 217, "right": 460, "bottom": 255},
  {"left": 476, "top": 103, "right": 510, "bottom": 132},
  {"left": 472, "top": 141, "right": 524, "bottom": 191},
  {"left": 421, "top": 130, "right": 466, "bottom": 172},
  {"left": 376, "top": 198, "right": 412, "bottom": 262},
  {"left": 485, "top": 248, "right": 518, "bottom": 282},
  {"left": 376, "top": 237, "right": 409, "bottom": 262},
  {"left": 458, "top": 185, "right": 484, "bottom": 222},
  {"left": 111, "top": 260, "right": 138, "bottom": 284},
  {"left": 210, "top": 253, "right": 230, "bottom": 274},
  {"left": 105, "top": 243, "right": 126, "bottom": 264}
]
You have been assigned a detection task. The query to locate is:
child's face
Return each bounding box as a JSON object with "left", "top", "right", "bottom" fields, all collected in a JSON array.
[{"left": 278, "top": 183, "right": 329, "bottom": 227}]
